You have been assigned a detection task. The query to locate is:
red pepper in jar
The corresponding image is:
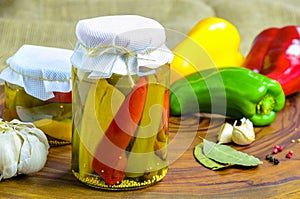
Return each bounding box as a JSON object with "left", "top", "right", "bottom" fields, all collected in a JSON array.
[
  {"left": 92, "top": 77, "right": 147, "bottom": 186},
  {"left": 243, "top": 26, "right": 300, "bottom": 96},
  {"left": 46, "top": 91, "right": 72, "bottom": 103}
]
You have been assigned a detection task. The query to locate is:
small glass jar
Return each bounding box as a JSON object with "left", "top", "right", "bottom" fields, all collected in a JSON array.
[
  {"left": 71, "top": 15, "right": 174, "bottom": 190},
  {"left": 0, "top": 45, "right": 73, "bottom": 146}
]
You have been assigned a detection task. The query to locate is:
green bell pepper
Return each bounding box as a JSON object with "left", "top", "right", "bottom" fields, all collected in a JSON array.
[{"left": 170, "top": 67, "right": 286, "bottom": 126}]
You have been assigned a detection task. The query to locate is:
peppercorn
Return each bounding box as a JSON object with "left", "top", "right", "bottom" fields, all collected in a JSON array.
[
  {"left": 265, "top": 154, "right": 280, "bottom": 165},
  {"left": 273, "top": 158, "right": 280, "bottom": 165},
  {"left": 277, "top": 145, "right": 283, "bottom": 152},
  {"left": 273, "top": 147, "right": 279, "bottom": 154},
  {"left": 266, "top": 154, "right": 275, "bottom": 162},
  {"left": 286, "top": 150, "right": 294, "bottom": 159},
  {"left": 265, "top": 154, "right": 272, "bottom": 160},
  {"left": 286, "top": 153, "right": 292, "bottom": 159},
  {"left": 273, "top": 145, "right": 283, "bottom": 153}
]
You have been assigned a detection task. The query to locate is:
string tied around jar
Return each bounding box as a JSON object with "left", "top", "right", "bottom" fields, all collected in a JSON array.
[{"left": 83, "top": 44, "right": 157, "bottom": 87}]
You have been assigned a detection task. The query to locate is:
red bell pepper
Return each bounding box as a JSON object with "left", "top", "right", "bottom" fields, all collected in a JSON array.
[
  {"left": 243, "top": 25, "right": 300, "bottom": 96},
  {"left": 243, "top": 28, "right": 279, "bottom": 72}
]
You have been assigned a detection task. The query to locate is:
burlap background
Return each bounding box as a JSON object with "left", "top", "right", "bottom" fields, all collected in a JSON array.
[{"left": 0, "top": 0, "right": 299, "bottom": 71}]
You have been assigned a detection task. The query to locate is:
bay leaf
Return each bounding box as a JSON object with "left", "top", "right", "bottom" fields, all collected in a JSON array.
[
  {"left": 202, "top": 139, "right": 262, "bottom": 166},
  {"left": 194, "top": 143, "right": 229, "bottom": 170}
]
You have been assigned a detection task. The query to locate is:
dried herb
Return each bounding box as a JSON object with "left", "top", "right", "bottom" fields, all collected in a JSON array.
[
  {"left": 194, "top": 143, "right": 229, "bottom": 170},
  {"left": 202, "top": 139, "right": 262, "bottom": 166}
]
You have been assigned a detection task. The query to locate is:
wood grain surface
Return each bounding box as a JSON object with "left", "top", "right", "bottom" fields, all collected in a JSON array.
[{"left": 0, "top": 85, "right": 299, "bottom": 199}]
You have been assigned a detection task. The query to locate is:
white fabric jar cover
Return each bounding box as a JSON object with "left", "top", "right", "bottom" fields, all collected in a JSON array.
[
  {"left": 0, "top": 45, "right": 73, "bottom": 101},
  {"left": 71, "top": 15, "right": 174, "bottom": 79}
]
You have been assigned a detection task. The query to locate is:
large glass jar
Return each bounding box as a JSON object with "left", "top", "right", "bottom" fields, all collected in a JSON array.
[
  {"left": 70, "top": 15, "right": 174, "bottom": 190},
  {"left": 0, "top": 45, "right": 73, "bottom": 146}
]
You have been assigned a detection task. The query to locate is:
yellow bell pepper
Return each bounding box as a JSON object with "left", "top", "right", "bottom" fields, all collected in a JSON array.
[{"left": 170, "top": 17, "right": 244, "bottom": 83}]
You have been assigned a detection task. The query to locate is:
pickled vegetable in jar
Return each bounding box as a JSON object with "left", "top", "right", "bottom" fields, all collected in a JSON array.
[
  {"left": 70, "top": 15, "right": 174, "bottom": 190},
  {"left": 0, "top": 45, "right": 73, "bottom": 146}
]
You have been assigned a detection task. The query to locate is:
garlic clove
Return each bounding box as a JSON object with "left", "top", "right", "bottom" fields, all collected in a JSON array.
[
  {"left": 0, "top": 131, "right": 22, "bottom": 180},
  {"left": 217, "top": 122, "right": 233, "bottom": 144},
  {"left": 232, "top": 118, "right": 255, "bottom": 145},
  {"left": 16, "top": 130, "right": 31, "bottom": 173},
  {"left": 17, "top": 133, "right": 48, "bottom": 174},
  {"left": 16, "top": 122, "right": 49, "bottom": 175}
]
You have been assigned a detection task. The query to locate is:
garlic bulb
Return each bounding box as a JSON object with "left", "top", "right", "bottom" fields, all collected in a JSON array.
[
  {"left": 0, "top": 119, "right": 49, "bottom": 181},
  {"left": 232, "top": 118, "right": 255, "bottom": 145}
]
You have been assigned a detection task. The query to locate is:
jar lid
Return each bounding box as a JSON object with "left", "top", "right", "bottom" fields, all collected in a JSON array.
[
  {"left": 0, "top": 45, "right": 73, "bottom": 100},
  {"left": 71, "top": 15, "right": 174, "bottom": 79}
]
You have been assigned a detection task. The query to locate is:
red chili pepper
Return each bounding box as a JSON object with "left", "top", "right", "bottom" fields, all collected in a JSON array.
[
  {"left": 162, "top": 89, "right": 170, "bottom": 133},
  {"left": 92, "top": 77, "right": 147, "bottom": 185},
  {"left": 243, "top": 26, "right": 300, "bottom": 96}
]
